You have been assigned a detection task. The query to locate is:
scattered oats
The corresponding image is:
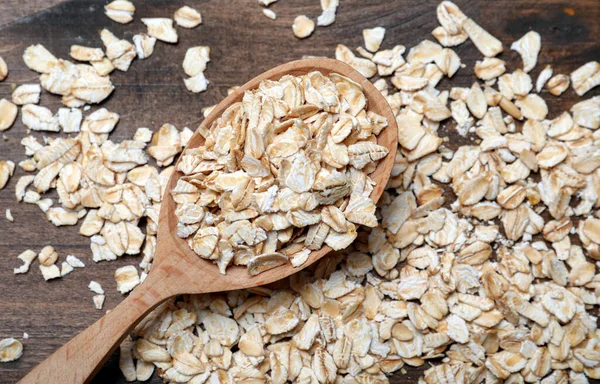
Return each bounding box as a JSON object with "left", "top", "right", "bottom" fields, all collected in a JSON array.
[
  {"left": 142, "top": 18, "right": 178, "bottom": 43},
  {"left": 462, "top": 17, "right": 503, "bottom": 57},
  {"left": 132, "top": 34, "right": 156, "bottom": 60},
  {"left": 21, "top": 105, "right": 59, "bottom": 131},
  {"left": 262, "top": 8, "right": 277, "bottom": 20},
  {"left": 134, "top": 127, "right": 153, "bottom": 143},
  {"left": 15, "top": 175, "right": 34, "bottom": 201},
  {"left": 115, "top": 265, "right": 140, "bottom": 294},
  {"left": 12, "top": 84, "right": 41, "bottom": 105},
  {"left": 60, "top": 261, "right": 74, "bottom": 276},
  {"left": 571, "top": 61, "right": 600, "bottom": 96},
  {"left": 0, "top": 56, "right": 7, "bottom": 81},
  {"left": 292, "top": 15, "right": 315, "bottom": 39},
  {"left": 66, "top": 255, "right": 85, "bottom": 268},
  {"left": 89, "top": 280, "right": 105, "bottom": 295},
  {"left": 104, "top": 0, "right": 135, "bottom": 24},
  {"left": 571, "top": 96, "right": 599, "bottom": 129},
  {"left": 0, "top": 160, "right": 15, "bottom": 190},
  {"left": 515, "top": 93, "right": 548, "bottom": 120},
  {"left": 363, "top": 27, "right": 386, "bottom": 53},
  {"left": 82, "top": 108, "right": 119, "bottom": 134},
  {"left": 474, "top": 58, "right": 505, "bottom": 81},
  {"left": 39, "top": 264, "right": 61, "bottom": 281},
  {"left": 38, "top": 246, "right": 58, "bottom": 267},
  {"left": 183, "top": 46, "right": 210, "bottom": 77},
  {"left": 10, "top": 4, "right": 600, "bottom": 384},
  {"left": 536, "top": 64, "right": 553, "bottom": 92},
  {"left": 91, "top": 57, "right": 115, "bottom": 76},
  {"left": 13, "top": 250, "right": 37, "bottom": 274},
  {"left": 435, "top": 48, "right": 461, "bottom": 78},
  {"left": 100, "top": 29, "right": 136, "bottom": 72},
  {"left": 57, "top": 107, "right": 82, "bottom": 133},
  {"left": 431, "top": 26, "right": 468, "bottom": 47},
  {"left": 93, "top": 295, "right": 105, "bottom": 310},
  {"left": 5, "top": 208, "right": 13, "bottom": 222},
  {"left": 466, "top": 82, "right": 487, "bottom": 119},
  {"left": 0, "top": 338, "right": 23, "bottom": 362},
  {"left": 36, "top": 198, "right": 53, "bottom": 213},
  {"left": 0, "top": 99, "right": 18, "bottom": 131},
  {"left": 547, "top": 74, "right": 570, "bottom": 96},
  {"left": 336, "top": 44, "right": 377, "bottom": 78},
  {"left": 147, "top": 123, "right": 182, "bottom": 166},
  {"left": 46, "top": 207, "right": 79, "bottom": 226},
  {"left": 174, "top": 6, "right": 202, "bottom": 28},
  {"left": 69, "top": 45, "right": 104, "bottom": 62},
  {"left": 317, "top": 0, "right": 338, "bottom": 26},
  {"left": 510, "top": 31, "right": 541, "bottom": 72},
  {"left": 71, "top": 64, "right": 114, "bottom": 102},
  {"left": 23, "top": 44, "right": 58, "bottom": 74}
]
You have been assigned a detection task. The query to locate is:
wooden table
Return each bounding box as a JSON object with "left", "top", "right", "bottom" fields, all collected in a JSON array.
[{"left": 0, "top": 0, "right": 598, "bottom": 383}]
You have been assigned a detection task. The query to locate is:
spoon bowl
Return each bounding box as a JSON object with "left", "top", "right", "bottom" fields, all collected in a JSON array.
[{"left": 19, "top": 58, "right": 398, "bottom": 384}]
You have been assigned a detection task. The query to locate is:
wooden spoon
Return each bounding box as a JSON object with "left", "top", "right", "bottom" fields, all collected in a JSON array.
[{"left": 19, "top": 58, "right": 398, "bottom": 384}]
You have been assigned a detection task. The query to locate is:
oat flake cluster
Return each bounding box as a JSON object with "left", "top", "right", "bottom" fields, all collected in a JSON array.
[
  {"left": 1, "top": 1, "right": 600, "bottom": 384},
  {"left": 172, "top": 72, "right": 389, "bottom": 275}
]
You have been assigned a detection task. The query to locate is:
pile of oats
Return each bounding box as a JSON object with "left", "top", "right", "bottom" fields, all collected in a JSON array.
[
  {"left": 122, "top": 2, "right": 600, "bottom": 383},
  {"left": 172, "top": 72, "right": 390, "bottom": 275}
]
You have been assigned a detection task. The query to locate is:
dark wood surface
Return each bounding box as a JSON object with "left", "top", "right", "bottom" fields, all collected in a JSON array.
[{"left": 0, "top": 1, "right": 598, "bottom": 383}]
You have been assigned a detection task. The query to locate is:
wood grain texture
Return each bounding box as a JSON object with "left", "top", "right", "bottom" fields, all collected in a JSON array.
[
  {"left": 0, "top": 0, "right": 599, "bottom": 383},
  {"left": 0, "top": 0, "right": 67, "bottom": 27},
  {"left": 19, "top": 58, "right": 398, "bottom": 384}
]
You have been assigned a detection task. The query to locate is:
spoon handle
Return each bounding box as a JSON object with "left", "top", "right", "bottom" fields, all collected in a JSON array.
[{"left": 18, "top": 273, "right": 171, "bottom": 384}]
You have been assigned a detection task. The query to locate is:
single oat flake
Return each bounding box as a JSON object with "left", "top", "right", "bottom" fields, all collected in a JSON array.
[
  {"left": 0, "top": 338, "right": 23, "bottom": 362},
  {"left": 0, "top": 57, "right": 8, "bottom": 81},
  {"left": 0, "top": 99, "right": 18, "bottom": 131},
  {"left": 142, "top": 18, "right": 178, "bottom": 43},
  {"left": 292, "top": 15, "right": 315, "bottom": 39},
  {"left": 174, "top": 6, "right": 202, "bottom": 28},
  {"left": 104, "top": 0, "right": 135, "bottom": 24},
  {"left": 363, "top": 27, "right": 386, "bottom": 53}
]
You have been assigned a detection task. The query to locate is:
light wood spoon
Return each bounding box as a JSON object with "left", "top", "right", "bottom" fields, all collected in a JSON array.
[{"left": 19, "top": 58, "right": 398, "bottom": 384}]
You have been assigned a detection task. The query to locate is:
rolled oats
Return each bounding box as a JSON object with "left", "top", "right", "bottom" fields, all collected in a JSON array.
[
  {"left": 23, "top": 44, "right": 58, "bottom": 74},
  {"left": 0, "top": 99, "right": 18, "bottom": 131},
  {"left": 262, "top": 9, "right": 277, "bottom": 20},
  {"left": 174, "top": 6, "right": 202, "bottom": 29},
  {"left": 12, "top": 84, "right": 41, "bottom": 105},
  {"left": 0, "top": 338, "right": 23, "bottom": 362},
  {"left": 101, "top": 29, "right": 136, "bottom": 72},
  {"left": 70, "top": 46, "right": 104, "bottom": 62},
  {"left": 115, "top": 265, "right": 141, "bottom": 294},
  {"left": 173, "top": 71, "right": 388, "bottom": 274},
  {"left": 510, "top": 31, "right": 541, "bottom": 73},
  {"left": 363, "top": 27, "right": 386, "bottom": 53},
  {"left": 142, "top": 18, "right": 178, "bottom": 44},
  {"left": 571, "top": 61, "right": 600, "bottom": 96},
  {"left": 317, "top": 0, "right": 338, "bottom": 26},
  {"left": 536, "top": 64, "right": 553, "bottom": 92},
  {"left": 183, "top": 47, "right": 210, "bottom": 77},
  {"left": 0, "top": 160, "right": 15, "bottom": 190},
  {"left": 547, "top": 74, "right": 570, "bottom": 96},
  {"left": 0, "top": 56, "right": 7, "bottom": 81},
  {"left": 132, "top": 34, "right": 156, "bottom": 60},
  {"left": 6, "top": 2, "right": 600, "bottom": 384},
  {"left": 105, "top": 0, "right": 135, "bottom": 24},
  {"left": 292, "top": 15, "right": 315, "bottom": 39}
]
